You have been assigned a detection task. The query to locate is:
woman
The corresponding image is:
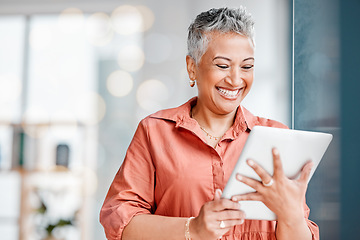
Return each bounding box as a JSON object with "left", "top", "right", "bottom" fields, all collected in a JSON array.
[{"left": 100, "top": 7, "right": 319, "bottom": 240}]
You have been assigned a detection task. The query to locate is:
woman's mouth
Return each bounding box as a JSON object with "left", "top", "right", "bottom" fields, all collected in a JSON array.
[{"left": 216, "top": 87, "right": 242, "bottom": 99}]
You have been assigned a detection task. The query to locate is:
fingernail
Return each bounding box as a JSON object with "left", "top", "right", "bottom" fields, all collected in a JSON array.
[
  {"left": 232, "top": 196, "right": 238, "bottom": 201},
  {"left": 240, "top": 219, "right": 245, "bottom": 224},
  {"left": 247, "top": 159, "right": 254, "bottom": 166},
  {"left": 273, "top": 148, "right": 279, "bottom": 155},
  {"left": 236, "top": 174, "right": 242, "bottom": 181}
]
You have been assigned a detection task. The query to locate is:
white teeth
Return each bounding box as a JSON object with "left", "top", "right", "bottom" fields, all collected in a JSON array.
[{"left": 217, "top": 87, "right": 239, "bottom": 97}]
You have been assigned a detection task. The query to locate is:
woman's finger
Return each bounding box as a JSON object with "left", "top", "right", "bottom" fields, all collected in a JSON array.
[
  {"left": 272, "top": 148, "right": 284, "bottom": 177},
  {"left": 211, "top": 198, "right": 241, "bottom": 212},
  {"left": 216, "top": 209, "right": 246, "bottom": 221},
  {"left": 246, "top": 159, "right": 272, "bottom": 185},
  {"left": 236, "top": 173, "right": 262, "bottom": 191},
  {"left": 298, "top": 160, "right": 314, "bottom": 183},
  {"left": 214, "top": 189, "right": 222, "bottom": 201},
  {"left": 217, "top": 219, "right": 245, "bottom": 229},
  {"left": 231, "top": 192, "right": 262, "bottom": 202}
]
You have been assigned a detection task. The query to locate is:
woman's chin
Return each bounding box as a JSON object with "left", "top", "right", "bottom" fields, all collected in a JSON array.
[{"left": 214, "top": 99, "right": 242, "bottom": 115}]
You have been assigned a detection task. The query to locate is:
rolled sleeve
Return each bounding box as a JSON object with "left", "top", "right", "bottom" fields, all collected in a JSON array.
[
  {"left": 100, "top": 120, "right": 155, "bottom": 240},
  {"left": 303, "top": 201, "right": 320, "bottom": 240}
]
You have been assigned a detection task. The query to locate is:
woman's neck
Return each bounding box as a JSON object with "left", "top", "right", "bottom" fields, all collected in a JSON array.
[{"left": 191, "top": 103, "right": 237, "bottom": 140}]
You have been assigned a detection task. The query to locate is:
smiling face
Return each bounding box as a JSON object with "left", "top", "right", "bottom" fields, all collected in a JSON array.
[{"left": 186, "top": 32, "right": 255, "bottom": 116}]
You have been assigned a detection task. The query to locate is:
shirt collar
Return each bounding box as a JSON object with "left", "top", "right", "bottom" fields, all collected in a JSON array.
[{"left": 149, "top": 97, "right": 259, "bottom": 139}]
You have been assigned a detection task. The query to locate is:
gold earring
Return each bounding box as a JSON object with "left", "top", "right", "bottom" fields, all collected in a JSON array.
[{"left": 189, "top": 79, "right": 196, "bottom": 87}]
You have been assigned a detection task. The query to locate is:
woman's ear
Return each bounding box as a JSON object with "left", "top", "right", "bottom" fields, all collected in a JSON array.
[{"left": 186, "top": 55, "right": 197, "bottom": 80}]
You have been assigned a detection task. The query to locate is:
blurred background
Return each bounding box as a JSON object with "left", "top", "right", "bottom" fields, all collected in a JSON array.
[{"left": 0, "top": 0, "right": 359, "bottom": 239}]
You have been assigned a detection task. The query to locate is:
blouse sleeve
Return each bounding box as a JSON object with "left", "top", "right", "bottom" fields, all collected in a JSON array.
[
  {"left": 303, "top": 200, "right": 320, "bottom": 240},
  {"left": 100, "top": 119, "right": 156, "bottom": 240}
]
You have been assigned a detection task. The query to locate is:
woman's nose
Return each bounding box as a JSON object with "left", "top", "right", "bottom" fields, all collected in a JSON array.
[{"left": 225, "top": 68, "right": 243, "bottom": 86}]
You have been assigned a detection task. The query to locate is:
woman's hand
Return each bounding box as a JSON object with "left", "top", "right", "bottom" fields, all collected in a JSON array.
[
  {"left": 190, "top": 189, "right": 246, "bottom": 240},
  {"left": 231, "top": 148, "right": 314, "bottom": 223}
]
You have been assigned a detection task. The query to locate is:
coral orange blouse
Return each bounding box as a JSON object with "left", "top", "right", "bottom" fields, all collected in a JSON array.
[{"left": 100, "top": 97, "right": 319, "bottom": 240}]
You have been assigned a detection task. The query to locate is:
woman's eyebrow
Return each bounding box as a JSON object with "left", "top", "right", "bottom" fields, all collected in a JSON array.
[
  {"left": 213, "top": 56, "right": 231, "bottom": 61},
  {"left": 213, "top": 56, "right": 255, "bottom": 62},
  {"left": 243, "top": 57, "right": 255, "bottom": 62}
]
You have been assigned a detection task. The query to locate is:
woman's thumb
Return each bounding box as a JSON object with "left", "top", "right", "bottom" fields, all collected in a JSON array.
[{"left": 214, "top": 189, "right": 222, "bottom": 200}]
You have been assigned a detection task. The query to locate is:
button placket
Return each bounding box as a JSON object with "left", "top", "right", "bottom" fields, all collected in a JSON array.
[{"left": 212, "top": 151, "right": 225, "bottom": 191}]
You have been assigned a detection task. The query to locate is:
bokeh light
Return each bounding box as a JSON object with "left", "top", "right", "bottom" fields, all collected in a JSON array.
[
  {"left": 144, "top": 33, "right": 173, "bottom": 63},
  {"left": 117, "top": 44, "right": 144, "bottom": 72},
  {"left": 111, "top": 5, "right": 143, "bottom": 35},
  {"left": 106, "top": 70, "right": 133, "bottom": 97},
  {"left": 0, "top": 73, "right": 22, "bottom": 103},
  {"left": 85, "top": 12, "right": 114, "bottom": 46},
  {"left": 75, "top": 91, "right": 106, "bottom": 125},
  {"left": 136, "top": 79, "right": 169, "bottom": 112},
  {"left": 57, "top": 8, "right": 84, "bottom": 34},
  {"left": 136, "top": 5, "right": 155, "bottom": 31}
]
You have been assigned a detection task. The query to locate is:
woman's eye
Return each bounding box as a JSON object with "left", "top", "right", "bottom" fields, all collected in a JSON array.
[
  {"left": 216, "top": 64, "right": 229, "bottom": 69},
  {"left": 242, "top": 65, "right": 254, "bottom": 70}
]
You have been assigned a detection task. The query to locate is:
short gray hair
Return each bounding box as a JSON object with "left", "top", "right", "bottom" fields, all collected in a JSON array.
[{"left": 187, "top": 7, "right": 255, "bottom": 64}]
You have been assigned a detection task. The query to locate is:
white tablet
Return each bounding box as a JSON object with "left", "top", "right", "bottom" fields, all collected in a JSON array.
[{"left": 221, "top": 126, "right": 333, "bottom": 221}]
